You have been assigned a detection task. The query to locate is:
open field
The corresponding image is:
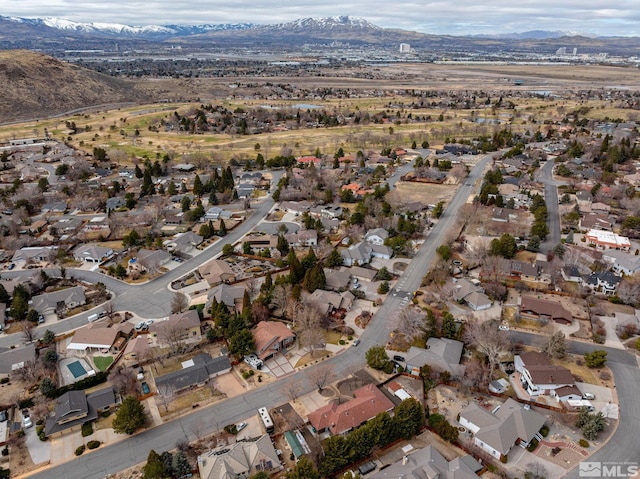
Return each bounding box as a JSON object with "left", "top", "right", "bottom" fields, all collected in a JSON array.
[{"left": 2, "top": 63, "right": 639, "bottom": 164}]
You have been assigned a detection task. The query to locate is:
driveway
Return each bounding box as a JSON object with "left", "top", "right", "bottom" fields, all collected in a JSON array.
[
  {"left": 264, "top": 354, "right": 294, "bottom": 377},
  {"left": 24, "top": 423, "right": 50, "bottom": 466}
]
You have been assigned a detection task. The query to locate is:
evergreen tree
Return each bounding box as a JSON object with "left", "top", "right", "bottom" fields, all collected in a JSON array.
[
  {"left": 167, "top": 181, "right": 177, "bottom": 195},
  {"left": 286, "top": 457, "right": 320, "bottom": 479},
  {"left": 276, "top": 234, "right": 290, "bottom": 256},
  {"left": 301, "top": 247, "right": 317, "bottom": 270},
  {"left": 193, "top": 174, "right": 203, "bottom": 196},
  {"left": 142, "top": 450, "right": 166, "bottom": 479},
  {"left": 171, "top": 450, "right": 191, "bottom": 478},
  {"left": 134, "top": 164, "right": 143, "bottom": 179},
  {"left": 326, "top": 248, "right": 344, "bottom": 267},
  {"left": 218, "top": 219, "right": 227, "bottom": 236},
  {"left": 112, "top": 396, "right": 147, "bottom": 435}
]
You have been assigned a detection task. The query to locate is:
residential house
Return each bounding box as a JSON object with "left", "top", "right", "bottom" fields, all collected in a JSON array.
[
  {"left": 405, "top": 339, "right": 465, "bottom": 377},
  {"left": 73, "top": 244, "right": 113, "bottom": 263},
  {"left": 551, "top": 385, "right": 584, "bottom": 402},
  {"left": 508, "top": 261, "right": 539, "bottom": 281},
  {"left": 453, "top": 279, "right": 492, "bottom": 311},
  {"left": 150, "top": 310, "right": 202, "bottom": 346},
  {"left": 31, "top": 286, "right": 86, "bottom": 317},
  {"left": 582, "top": 271, "right": 622, "bottom": 295},
  {"left": 197, "top": 435, "right": 282, "bottom": 479},
  {"left": 308, "top": 289, "right": 355, "bottom": 315},
  {"left": 369, "top": 445, "right": 482, "bottom": 479},
  {"left": 236, "top": 184, "right": 255, "bottom": 199},
  {"left": 206, "top": 284, "right": 246, "bottom": 313},
  {"left": 45, "top": 388, "right": 118, "bottom": 437},
  {"left": 203, "top": 206, "right": 232, "bottom": 221},
  {"left": 122, "top": 336, "right": 148, "bottom": 361},
  {"left": 165, "top": 231, "right": 203, "bottom": 255},
  {"left": 50, "top": 217, "right": 83, "bottom": 235},
  {"left": 252, "top": 321, "right": 296, "bottom": 361},
  {"left": 307, "top": 384, "right": 394, "bottom": 435},
  {"left": 604, "top": 250, "right": 640, "bottom": 276},
  {"left": 155, "top": 353, "right": 231, "bottom": 394},
  {"left": 12, "top": 246, "right": 57, "bottom": 263},
  {"left": 324, "top": 269, "right": 352, "bottom": 291},
  {"left": 199, "top": 259, "right": 236, "bottom": 287},
  {"left": 561, "top": 265, "right": 582, "bottom": 283},
  {"left": 41, "top": 200, "right": 67, "bottom": 213},
  {"left": 280, "top": 200, "right": 311, "bottom": 215},
  {"left": 590, "top": 202, "right": 611, "bottom": 214},
  {"left": 133, "top": 249, "right": 172, "bottom": 274},
  {"left": 106, "top": 197, "right": 125, "bottom": 211},
  {"left": 285, "top": 229, "right": 318, "bottom": 247},
  {"left": 514, "top": 351, "right": 575, "bottom": 396},
  {"left": 491, "top": 208, "right": 510, "bottom": 223},
  {"left": 459, "top": 398, "right": 545, "bottom": 460},
  {"left": 297, "top": 156, "right": 323, "bottom": 167},
  {"left": 0, "top": 343, "right": 36, "bottom": 379},
  {"left": 341, "top": 241, "right": 392, "bottom": 267},
  {"left": 364, "top": 228, "right": 389, "bottom": 246},
  {"left": 350, "top": 266, "right": 377, "bottom": 282},
  {"left": 585, "top": 229, "right": 631, "bottom": 252},
  {"left": 67, "top": 322, "right": 132, "bottom": 353},
  {"left": 320, "top": 205, "right": 343, "bottom": 219},
  {"left": 519, "top": 296, "right": 572, "bottom": 325},
  {"left": 575, "top": 190, "right": 593, "bottom": 207},
  {"left": 579, "top": 214, "right": 613, "bottom": 231}
]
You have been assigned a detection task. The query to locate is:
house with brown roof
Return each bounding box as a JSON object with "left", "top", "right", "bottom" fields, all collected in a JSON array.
[
  {"left": 519, "top": 296, "right": 572, "bottom": 325},
  {"left": 514, "top": 351, "right": 575, "bottom": 397},
  {"left": 307, "top": 384, "right": 394, "bottom": 436},
  {"left": 67, "top": 322, "right": 132, "bottom": 353},
  {"left": 199, "top": 259, "right": 236, "bottom": 287},
  {"left": 252, "top": 321, "right": 296, "bottom": 361}
]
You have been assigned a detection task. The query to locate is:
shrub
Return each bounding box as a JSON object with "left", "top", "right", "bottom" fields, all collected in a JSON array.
[
  {"left": 81, "top": 423, "right": 93, "bottom": 437},
  {"left": 87, "top": 440, "right": 101, "bottom": 450},
  {"left": 102, "top": 411, "right": 111, "bottom": 418},
  {"left": 223, "top": 424, "right": 238, "bottom": 434},
  {"left": 75, "top": 445, "right": 86, "bottom": 456},
  {"left": 527, "top": 438, "right": 539, "bottom": 452},
  {"left": 579, "top": 439, "right": 589, "bottom": 448},
  {"left": 500, "top": 455, "right": 507, "bottom": 463},
  {"left": 0, "top": 378, "right": 9, "bottom": 385},
  {"left": 1, "top": 447, "right": 7, "bottom": 456},
  {"left": 540, "top": 425, "right": 549, "bottom": 437},
  {"left": 383, "top": 362, "right": 395, "bottom": 374},
  {"left": 339, "top": 339, "right": 346, "bottom": 345},
  {"left": 18, "top": 398, "right": 34, "bottom": 409}
]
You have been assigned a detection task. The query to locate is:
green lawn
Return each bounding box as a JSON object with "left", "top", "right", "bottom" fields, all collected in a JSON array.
[{"left": 93, "top": 356, "right": 114, "bottom": 372}]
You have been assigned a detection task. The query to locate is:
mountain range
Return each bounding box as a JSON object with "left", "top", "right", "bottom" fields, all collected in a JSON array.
[{"left": 0, "top": 15, "right": 638, "bottom": 54}]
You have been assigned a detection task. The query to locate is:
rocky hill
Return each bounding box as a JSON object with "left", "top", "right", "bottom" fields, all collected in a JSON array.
[{"left": 0, "top": 50, "right": 150, "bottom": 123}]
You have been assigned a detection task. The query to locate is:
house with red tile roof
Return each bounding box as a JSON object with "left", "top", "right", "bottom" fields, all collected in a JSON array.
[{"left": 307, "top": 384, "right": 394, "bottom": 436}]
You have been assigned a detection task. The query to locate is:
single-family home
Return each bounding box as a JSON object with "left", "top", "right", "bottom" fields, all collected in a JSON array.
[
  {"left": 41, "top": 200, "right": 67, "bottom": 213},
  {"left": 509, "top": 261, "right": 539, "bottom": 281},
  {"left": 405, "top": 338, "right": 465, "bottom": 377},
  {"left": 67, "top": 322, "right": 132, "bottom": 353},
  {"left": 150, "top": 310, "right": 202, "bottom": 346},
  {"left": 575, "top": 190, "right": 593, "bottom": 207},
  {"left": 459, "top": 398, "right": 545, "bottom": 461},
  {"left": 514, "top": 351, "right": 575, "bottom": 397},
  {"left": 45, "top": 388, "right": 118, "bottom": 437},
  {"left": 364, "top": 228, "right": 389, "bottom": 246},
  {"left": 551, "top": 385, "right": 584, "bottom": 402},
  {"left": 308, "top": 384, "right": 395, "bottom": 436},
  {"left": 324, "top": 269, "right": 352, "bottom": 291},
  {"left": 12, "top": 246, "right": 57, "bottom": 264},
  {"left": 0, "top": 343, "right": 36, "bottom": 379},
  {"left": 285, "top": 229, "right": 318, "bottom": 247},
  {"left": 73, "top": 244, "right": 113, "bottom": 263},
  {"left": 561, "top": 265, "right": 582, "bottom": 283},
  {"left": 320, "top": 205, "right": 343, "bottom": 219},
  {"left": 519, "top": 296, "right": 572, "bottom": 325},
  {"left": 165, "top": 231, "right": 203, "bottom": 255},
  {"left": 582, "top": 271, "right": 622, "bottom": 295},
  {"left": 604, "top": 250, "right": 640, "bottom": 276},
  {"left": 197, "top": 435, "right": 282, "bottom": 479},
  {"left": 154, "top": 353, "right": 231, "bottom": 394},
  {"left": 199, "top": 259, "right": 236, "bottom": 287},
  {"left": 452, "top": 279, "right": 492, "bottom": 311},
  {"left": 135, "top": 248, "right": 172, "bottom": 272},
  {"left": 308, "top": 289, "right": 355, "bottom": 315},
  {"left": 203, "top": 206, "right": 232, "bottom": 221},
  {"left": 369, "top": 444, "right": 482, "bottom": 479},
  {"left": 31, "top": 286, "right": 86, "bottom": 317},
  {"left": 206, "top": 284, "right": 246, "bottom": 313},
  {"left": 252, "top": 321, "right": 296, "bottom": 361},
  {"left": 579, "top": 214, "right": 613, "bottom": 231},
  {"left": 122, "top": 336, "right": 148, "bottom": 361}
]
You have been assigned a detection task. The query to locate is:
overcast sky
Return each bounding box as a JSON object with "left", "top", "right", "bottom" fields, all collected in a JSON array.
[{"left": 4, "top": 1, "right": 640, "bottom": 36}]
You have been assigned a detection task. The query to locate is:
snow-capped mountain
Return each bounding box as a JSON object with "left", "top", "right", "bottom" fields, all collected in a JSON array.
[{"left": 0, "top": 15, "right": 253, "bottom": 39}]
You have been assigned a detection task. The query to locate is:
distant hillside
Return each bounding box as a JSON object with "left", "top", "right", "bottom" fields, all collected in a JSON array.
[{"left": 0, "top": 50, "right": 150, "bottom": 123}]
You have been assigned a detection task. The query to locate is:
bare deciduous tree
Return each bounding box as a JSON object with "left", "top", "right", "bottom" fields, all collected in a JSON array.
[
  {"left": 464, "top": 319, "right": 509, "bottom": 380},
  {"left": 284, "top": 381, "right": 303, "bottom": 403},
  {"left": 296, "top": 302, "right": 325, "bottom": 357},
  {"left": 157, "top": 321, "right": 187, "bottom": 355},
  {"left": 22, "top": 323, "right": 38, "bottom": 344},
  {"left": 308, "top": 364, "right": 336, "bottom": 393},
  {"left": 270, "top": 284, "right": 292, "bottom": 319},
  {"left": 156, "top": 382, "right": 176, "bottom": 413},
  {"left": 393, "top": 306, "right": 425, "bottom": 340},
  {"left": 103, "top": 301, "right": 117, "bottom": 324},
  {"left": 110, "top": 367, "right": 139, "bottom": 396},
  {"left": 171, "top": 292, "right": 189, "bottom": 314},
  {"left": 543, "top": 330, "right": 568, "bottom": 359},
  {"left": 617, "top": 275, "right": 640, "bottom": 307}
]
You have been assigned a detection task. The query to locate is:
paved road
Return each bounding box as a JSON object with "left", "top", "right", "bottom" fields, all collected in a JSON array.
[
  {"left": 539, "top": 160, "right": 562, "bottom": 253},
  {"left": 24, "top": 155, "right": 493, "bottom": 479}
]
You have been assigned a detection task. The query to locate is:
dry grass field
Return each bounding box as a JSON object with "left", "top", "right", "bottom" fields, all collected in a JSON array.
[{"left": 2, "top": 63, "right": 639, "bottom": 164}]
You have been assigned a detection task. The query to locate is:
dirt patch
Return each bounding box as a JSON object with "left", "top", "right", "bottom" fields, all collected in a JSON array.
[
  {"left": 295, "top": 350, "right": 331, "bottom": 367},
  {"left": 388, "top": 181, "right": 457, "bottom": 208}
]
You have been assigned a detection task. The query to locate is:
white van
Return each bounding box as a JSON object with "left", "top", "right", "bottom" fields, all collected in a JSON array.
[{"left": 87, "top": 313, "right": 99, "bottom": 322}]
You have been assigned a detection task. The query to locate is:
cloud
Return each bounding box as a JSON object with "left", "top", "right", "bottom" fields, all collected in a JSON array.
[{"left": 3, "top": 0, "right": 640, "bottom": 36}]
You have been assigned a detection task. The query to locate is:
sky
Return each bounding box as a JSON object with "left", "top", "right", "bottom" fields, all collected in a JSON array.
[{"left": 4, "top": 0, "right": 640, "bottom": 36}]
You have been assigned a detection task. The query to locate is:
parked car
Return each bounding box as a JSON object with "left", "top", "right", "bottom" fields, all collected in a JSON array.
[
  {"left": 0, "top": 410, "right": 8, "bottom": 422},
  {"left": 498, "top": 324, "right": 510, "bottom": 331},
  {"left": 235, "top": 421, "right": 247, "bottom": 432},
  {"left": 244, "top": 354, "right": 263, "bottom": 370},
  {"left": 582, "top": 392, "right": 595, "bottom": 400},
  {"left": 135, "top": 321, "right": 148, "bottom": 331},
  {"left": 141, "top": 382, "right": 150, "bottom": 395},
  {"left": 393, "top": 355, "right": 405, "bottom": 362},
  {"left": 353, "top": 338, "right": 361, "bottom": 347},
  {"left": 22, "top": 410, "right": 32, "bottom": 429}
]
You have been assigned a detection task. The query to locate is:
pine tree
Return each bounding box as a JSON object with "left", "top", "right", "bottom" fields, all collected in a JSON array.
[
  {"left": 193, "top": 174, "right": 203, "bottom": 196},
  {"left": 218, "top": 219, "right": 227, "bottom": 236}
]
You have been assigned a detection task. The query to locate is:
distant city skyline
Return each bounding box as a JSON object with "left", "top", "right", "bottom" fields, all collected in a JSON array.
[{"left": 4, "top": 1, "right": 640, "bottom": 37}]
